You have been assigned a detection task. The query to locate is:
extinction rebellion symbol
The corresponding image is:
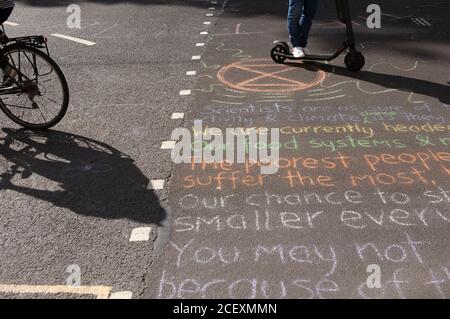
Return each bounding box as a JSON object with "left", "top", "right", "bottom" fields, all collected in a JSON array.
[{"left": 217, "top": 58, "right": 326, "bottom": 93}]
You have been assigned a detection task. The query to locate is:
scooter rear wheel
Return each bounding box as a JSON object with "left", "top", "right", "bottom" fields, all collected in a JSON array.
[
  {"left": 345, "top": 51, "right": 365, "bottom": 72},
  {"left": 271, "top": 44, "right": 288, "bottom": 64}
]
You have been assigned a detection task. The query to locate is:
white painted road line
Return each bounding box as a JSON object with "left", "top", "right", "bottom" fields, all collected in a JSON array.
[
  {"left": 186, "top": 71, "right": 197, "bottom": 76},
  {"left": 196, "top": 43, "right": 205, "bottom": 47},
  {"left": 161, "top": 141, "right": 176, "bottom": 150},
  {"left": 149, "top": 180, "right": 165, "bottom": 190},
  {"left": 171, "top": 113, "right": 185, "bottom": 119},
  {"left": 209, "top": 7, "right": 216, "bottom": 10},
  {"left": 4, "top": 21, "right": 19, "bottom": 26},
  {"left": 179, "top": 89, "right": 191, "bottom": 96},
  {"left": 109, "top": 291, "right": 133, "bottom": 299},
  {"left": 200, "top": 31, "right": 209, "bottom": 35},
  {"left": 0, "top": 284, "right": 111, "bottom": 299},
  {"left": 51, "top": 33, "right": 96, "bottom": 46},
  {"left": 129, "top": 227, "right": 152, "bottom": 242},
  {"left": 192, "top": 55, "right": 201, "bottom": 60},
  {"left": 206, "top": 13, "right": 214, "bottom": 17},
  {"left": 203, "top": 21, "right": 211, "bottom": 25}
]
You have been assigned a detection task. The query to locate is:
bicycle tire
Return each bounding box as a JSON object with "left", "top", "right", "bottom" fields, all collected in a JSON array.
[{"left": 0, "top": 43, "right": 69, "bottom": 129}]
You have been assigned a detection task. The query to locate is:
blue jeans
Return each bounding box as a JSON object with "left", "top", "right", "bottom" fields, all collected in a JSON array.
[
  {"left": 288, "top": 0, "right": 319, "bottom": 48},
  {"left": 0, "top": 7, "right": 13, "bottom": 68}
]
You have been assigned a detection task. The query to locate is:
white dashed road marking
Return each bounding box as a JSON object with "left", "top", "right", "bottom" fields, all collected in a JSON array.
[
  {"left": 179, "top": 90, "right": 191, "bottom": 96},
  {"left": 171, "top": 113, "right": 185, "bottom": 119},
  {"left": 51, "top": 33, "right": 96, "bottom": 46},
  {"left": 129, "top": 227, "right": 152, "bottom": 242},
  {"left": 191, "top": 55, "right": 201, "bottom": 60},
  {"left": 109, "top": 291, "right": 133, "bottom": 299},
  {"left": 186, "top": 71, "right": 197, "bottom": 76},
  {"left": 235, "top": 23, "right": 240, "bottom": 34},
  {"left": 4, "top": 21, "right": 19, "bottom": 26},
  {"left": 149, "top": 180, "right": 165, "bottom": 190},
  {"left": 161, "top": 141, "right": 176, "bottom": 149}
]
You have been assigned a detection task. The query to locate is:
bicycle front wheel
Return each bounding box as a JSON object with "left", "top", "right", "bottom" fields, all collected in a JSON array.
[{"left": 0, "top": 44, "right": 69, "bottom": 129}]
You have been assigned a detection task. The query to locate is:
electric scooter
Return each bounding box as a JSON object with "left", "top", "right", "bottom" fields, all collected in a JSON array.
[{"left": 271, "top": 0, "right": 365, "bottom": 72}]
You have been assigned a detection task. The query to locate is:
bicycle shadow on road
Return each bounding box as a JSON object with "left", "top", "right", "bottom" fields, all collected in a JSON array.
[
  {"left": 288, "top": 61, "right": 450, "bottom": 104},
  {"left": 0, "top": 128, "right": 166, "bottom": 225}
]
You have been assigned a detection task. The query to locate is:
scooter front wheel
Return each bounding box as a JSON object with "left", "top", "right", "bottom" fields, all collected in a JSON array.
[
  {"left": 345, "top": 51, "right": 365, "bottom": 72},
  {"left": 271, "top": 44, "right": 288, "bottom": 64}
]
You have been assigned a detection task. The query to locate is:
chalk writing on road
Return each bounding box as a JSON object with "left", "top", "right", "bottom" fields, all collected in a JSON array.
[{"left": 152, "top": 16, "right": 450, "bottom": 299}]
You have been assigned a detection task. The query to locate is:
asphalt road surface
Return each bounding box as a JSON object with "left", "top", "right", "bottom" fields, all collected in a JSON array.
[{"left": 0, "top": 0, "right": 449, "bottom": 299}]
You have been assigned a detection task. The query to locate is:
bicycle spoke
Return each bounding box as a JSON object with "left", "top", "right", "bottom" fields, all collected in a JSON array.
[
  {"left": 44, "top": 106, "right": 57, "bottom": 118},
  {"left": 39, "top": 109, "right": 47, "bottom": 123},
  {"left": 30, "top": 99, "right": 58, "bottom": 117},
  {"left": 3, "top": 102, "right": 33, "bottom": 110},
  {"left": 41, "top": 77, "right": 56, "bottom": 83},
  {"left": 39, "top": 94, "right": 60, "bottom": 105}
]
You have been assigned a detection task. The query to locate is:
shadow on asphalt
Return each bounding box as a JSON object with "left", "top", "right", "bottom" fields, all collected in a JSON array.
[
  {"left": 287, "top": 61, "right": 450, "bottom": 104},
  {"left": 0, "top": 128, "right": 166, "bottom": 225}
]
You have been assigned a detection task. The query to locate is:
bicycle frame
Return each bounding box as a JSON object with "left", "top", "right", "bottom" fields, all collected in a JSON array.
[
  {"left": 0, "top": 24, "right": 50, "bottom": 95},
  {"left": 0, "top": 25, "right": 70, "bottom": 129},
  {"left": 0, "top": 53, "right": 37, "bottom": 95}
]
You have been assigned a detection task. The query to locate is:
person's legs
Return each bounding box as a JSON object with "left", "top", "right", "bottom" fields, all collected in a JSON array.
[
  {"left": 0, "top": 7, "right": 13, "bottom": 25},
  {"left": 0, "top": 7, "right": 14, "bottom": 69},
  {"left": 0, "top": 7, "right": 16, "bottom": 86},
  {"left": 287, "top": 0, "right": 304, "bottom": 48},
  {"left": 298, "top": 0, "right": 319, "bottom": 48}
]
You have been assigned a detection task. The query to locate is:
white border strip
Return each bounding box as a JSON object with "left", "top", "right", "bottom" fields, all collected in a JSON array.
[
  {"left": 4, "top": 21, "right": 19, "bottom": 26},
  {"left": 51, "top": 33, "right": 96, "bottom": 46}
]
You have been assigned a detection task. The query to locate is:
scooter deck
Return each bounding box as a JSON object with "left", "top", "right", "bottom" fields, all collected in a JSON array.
[
  {"left": 273, "top": 48, "right": 347, "bottom": 62},
  {"left": 280, "top": 54, "right": 338, "bottom": 61},
  {"left": 272, "top": 40, "right": 349, "bottom": 62}
]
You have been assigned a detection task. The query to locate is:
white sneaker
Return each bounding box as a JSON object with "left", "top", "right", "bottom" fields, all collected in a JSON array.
[{"left": 292, "top": 47, "right": 305, "bottom": 58}]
